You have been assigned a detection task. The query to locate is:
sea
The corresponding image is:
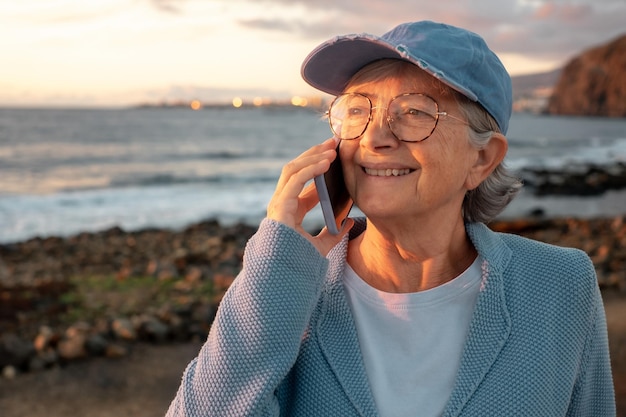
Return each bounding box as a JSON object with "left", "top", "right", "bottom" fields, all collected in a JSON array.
[{"left": 1, "top": 107, "right": 625, "bottom": 244}]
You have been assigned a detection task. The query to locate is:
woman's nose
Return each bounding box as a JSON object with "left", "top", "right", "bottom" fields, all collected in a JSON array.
[{"left": 360, "top": 107, "right": 399, "bottom": 149}]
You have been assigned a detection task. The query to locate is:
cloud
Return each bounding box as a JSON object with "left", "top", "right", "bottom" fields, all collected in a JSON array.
[
  {"left": 532, "top": 2, "right": 591, "bottom": 21},
  {"left": 149, "top": 0, "right": 186, "bottom": 13},
  {"left": 195, "top": 0, "right": 624, "bottom": 67},
  {"left": 237, "top": 17, "right": 353, "bottom": 39},
  {"left": 238, "top": 17, "right": 295, "bottom": 33},
  {"left": 249, "top": 0, "right": 626, "bottom": 64},
  {"left": 486, "top": 0, "right": 625, "bottom": 61}
]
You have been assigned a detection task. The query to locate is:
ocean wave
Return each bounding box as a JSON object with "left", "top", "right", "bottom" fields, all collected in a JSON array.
[
  {"left": 108, "top": 173, "right": 279, "bottom": 188},
  {"left": 506, "top": 137, "right": 626, "bottom": 171}
]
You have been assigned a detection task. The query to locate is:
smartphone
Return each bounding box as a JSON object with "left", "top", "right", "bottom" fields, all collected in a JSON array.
[{"left": 314, "top": 145, "right": 353, "bottom": 235}]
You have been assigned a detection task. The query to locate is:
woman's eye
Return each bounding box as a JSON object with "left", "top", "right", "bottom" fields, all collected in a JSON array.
[
  {"left": 347, "top": 107, "right": 367, "bottom": 117},
  {"left": 402, "top": 108, "right": 433, "bottom": 120},
  {"left": 406, "top": 108, "right": 425, "bottom": 116}
]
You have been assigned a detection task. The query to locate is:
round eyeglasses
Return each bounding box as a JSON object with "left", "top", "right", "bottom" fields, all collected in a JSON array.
[{"left": 327, "top": 93, "right": 468, "bottom": 143}]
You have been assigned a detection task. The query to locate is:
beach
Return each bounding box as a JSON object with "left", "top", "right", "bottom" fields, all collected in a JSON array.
[{"left": 0, "top": 216, "right": 625, "bottom": 416}]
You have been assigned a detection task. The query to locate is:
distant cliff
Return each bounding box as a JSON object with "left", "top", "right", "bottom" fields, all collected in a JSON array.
[{"left": 546, "top": 34, "right": 626, "bottom": 117}]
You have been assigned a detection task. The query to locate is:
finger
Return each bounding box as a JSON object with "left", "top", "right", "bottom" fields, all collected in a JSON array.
[
  {"left": 314, "top": 218, "right": 355, "bottom": 256},
  {"left": 267, "top": 138, "right": 338, "bottom": 229},
  {"left": 297, "top": 181, "right": 321, "bottom": 216},
  {"left": 274, "top": 139, "right": 337, "bottom": 192},
  {"left": 267, "top": 157, "right": 330, "bottom": 226},
  {"left": 275, "top": 150, "right": 334, "bottom": 201}
]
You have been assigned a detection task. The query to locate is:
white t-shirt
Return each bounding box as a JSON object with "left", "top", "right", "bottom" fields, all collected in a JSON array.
[{"left": 343, "top": 257, "right": 483, "bottom": 417}]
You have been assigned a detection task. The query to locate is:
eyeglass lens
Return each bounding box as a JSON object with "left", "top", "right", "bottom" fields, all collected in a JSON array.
[{"left": 329, "top": 93, "right": 440, "bottom": 142}]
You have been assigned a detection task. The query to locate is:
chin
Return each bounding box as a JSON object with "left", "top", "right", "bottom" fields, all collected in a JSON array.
[{"left": 356, "top": 202, "right": 402, "bottom": 220}]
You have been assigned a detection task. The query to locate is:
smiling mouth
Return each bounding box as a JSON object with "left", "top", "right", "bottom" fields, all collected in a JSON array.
[{"left": 363, "top": 167, "right": 413, "bottom": 177}]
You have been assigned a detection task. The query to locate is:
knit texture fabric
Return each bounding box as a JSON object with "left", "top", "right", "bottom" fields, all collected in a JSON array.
[{"left": 166, "top": 218, "right": 615, "bottom": 416}]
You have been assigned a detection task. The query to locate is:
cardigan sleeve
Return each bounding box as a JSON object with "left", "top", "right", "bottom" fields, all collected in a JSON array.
[
  {"left": 166, "top": 218, "right": 329, "bottom": 417},
  {"left": 567, "top": 280, "right": 616, "bottom": 417}
]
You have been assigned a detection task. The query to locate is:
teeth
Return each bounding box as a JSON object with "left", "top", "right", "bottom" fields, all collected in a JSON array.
[{"left": 364, "top": 167, "right": 411, "bottom": 177}]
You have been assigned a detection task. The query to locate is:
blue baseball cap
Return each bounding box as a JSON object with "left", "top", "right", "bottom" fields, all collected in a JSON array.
[{"left": 301, "top": 21, "right": 512, "bottom": 134}]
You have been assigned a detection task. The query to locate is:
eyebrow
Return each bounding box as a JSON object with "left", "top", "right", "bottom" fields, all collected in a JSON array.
[
  {"left": 347, "top": 91, "right": 434, "bottom": 100},
  {"left": 345, "top": 90, "right": 378, "bottom": 99}
]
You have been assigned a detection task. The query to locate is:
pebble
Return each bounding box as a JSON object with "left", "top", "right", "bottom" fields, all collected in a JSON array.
[
  {"left": 3, "top": 365, "right": 17, "bottom": 379},
  {"left": 112, "top": 318, "right": 137, "bottom": 341},
  {"left": 57, "top": 332, "right": 87, "bottom": 360},
  {"left": 105, "top": 343, "right": 128, "bottom": 359}
]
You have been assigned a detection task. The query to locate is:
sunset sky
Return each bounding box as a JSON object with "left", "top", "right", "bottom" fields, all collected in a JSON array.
[{"left": 1, "top": 0, "right": 624, "bottom": 107}]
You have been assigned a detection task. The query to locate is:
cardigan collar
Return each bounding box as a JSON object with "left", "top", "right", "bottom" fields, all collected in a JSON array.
[{"left": 316, "top": 218, "right": 512, "bottom": 417}]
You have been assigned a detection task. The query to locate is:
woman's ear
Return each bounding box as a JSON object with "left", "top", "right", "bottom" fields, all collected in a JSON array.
[{"left": 465, "top": 133, "right": 508, "bottom": 190}]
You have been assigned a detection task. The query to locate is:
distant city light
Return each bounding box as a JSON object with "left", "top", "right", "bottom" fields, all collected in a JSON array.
[
  {"left": 232, "top": 97, "right": 243, "bottom": 108},
  {"left": 291, "top": 96, "right": 308, "bottom": 107}
]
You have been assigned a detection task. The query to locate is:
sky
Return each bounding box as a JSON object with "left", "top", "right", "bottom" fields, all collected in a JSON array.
[{"left": 0, "top": 0, "right": 624, "bottom": 108}]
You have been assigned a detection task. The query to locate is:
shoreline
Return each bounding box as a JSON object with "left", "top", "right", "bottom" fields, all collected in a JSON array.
[
  {"left": 2, "top": 162, "right": 626, "bottom": 246},
  {"left": 2, "top": 212, "right": 625, "bottom": 287}
]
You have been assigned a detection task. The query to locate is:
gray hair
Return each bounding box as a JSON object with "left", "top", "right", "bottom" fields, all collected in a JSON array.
[{"left": 459, "top": 101, "right": 523, "bottom": 223}]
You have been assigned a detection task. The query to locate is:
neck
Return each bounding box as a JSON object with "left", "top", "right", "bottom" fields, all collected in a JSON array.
[{"left": 347, "top": 216, "right": 477, "bottom": 293}]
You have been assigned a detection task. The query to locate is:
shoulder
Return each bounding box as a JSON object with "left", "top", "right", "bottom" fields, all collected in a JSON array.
[
  {"left": 469, "top": 222, "right": 598, "bottom": 311},
  {"left": 469, "top": 222, "right": 595, "bottom": 280},
  {"left": 498, "top": 231, "right": 595, "bottom": 280},
  {"left": 493, "top": 230, "right": 599, "bottom": 322}
]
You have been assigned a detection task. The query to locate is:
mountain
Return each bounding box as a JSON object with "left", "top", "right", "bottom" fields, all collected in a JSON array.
[{"left": 546, "top": 34, "right": 626, "bottom": 117}]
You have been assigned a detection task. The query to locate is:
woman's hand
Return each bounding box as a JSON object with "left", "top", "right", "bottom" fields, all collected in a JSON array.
[{"left": 267, "top": 138, "right": 353, "bottom": 256}]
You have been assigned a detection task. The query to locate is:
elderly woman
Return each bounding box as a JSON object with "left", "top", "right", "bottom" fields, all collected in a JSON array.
[{"left": 166, "top": 21, "right": 615, "bottom": 416}]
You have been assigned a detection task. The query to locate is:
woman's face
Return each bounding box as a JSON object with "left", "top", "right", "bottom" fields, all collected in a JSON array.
[{"left": 339, "top": 62, "right": 480, "bottom": 224}]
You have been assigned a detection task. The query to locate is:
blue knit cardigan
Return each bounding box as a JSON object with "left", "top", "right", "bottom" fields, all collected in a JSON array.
[{"left": 166, "top": 218, "right": 615, "bottom": 416}]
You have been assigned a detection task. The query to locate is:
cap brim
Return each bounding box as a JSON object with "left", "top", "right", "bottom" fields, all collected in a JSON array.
[
  {"left": 301, "top": 36, "right": 408, "bottom": 96},
  {"left": 301, "top": 22, "right": 510, "bottom": 133}
]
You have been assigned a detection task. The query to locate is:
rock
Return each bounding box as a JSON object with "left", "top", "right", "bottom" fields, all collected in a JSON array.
[
  {"left": 184, "top": 266, "right": 204, "bottom": 283},
  {"left": 112, "top": 318, "right": 137, "bottom": 341},
  {"left": 3, "top": 365, "right": 17, "bottom": 379},
  {"left": 157, "top": 262, "right": 178, "bottom": 281},
  {"left": 164, "top": 313, "right": 188, "bottom": 341},
  {"left": 520, "top": 162, "right": 626, "bottom": 196},
  {"left": 28, "top": 346, "right": 60, "bottom": 372},
  {"left": 57, "top": 324, "right": 89, "bottom": 360},
  {"left": 191, "top": 303, "right": 217, "bottom": 326},
  {"left": 55, "top": 343, "right": 84, "bottom": 364},
  {"left": 85, "top": 334, "right": 109, "bottom": 356},
  {"left": 34, "top": 347, "right": 59, "bottom": 369},
  {"left": 33, "top": 325, "right": 56, "bottom": 352},
  {"left": 135, "top": 316, "right": 170, "bottom": 343},
  {"left": 0, "top": 333, "right": 34, "bottom": 369},
  {"left": 28, "top": 355, "right": 47, "bottom": 372},
  {"left": 105, "top": 343, "right": 128, "bottom": 358},
  {"left": 546, "top": 34, "right": 626, "bottom": 117},
  {"left": 213, "top": 273, "right": 235, "bottom": 292}
]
